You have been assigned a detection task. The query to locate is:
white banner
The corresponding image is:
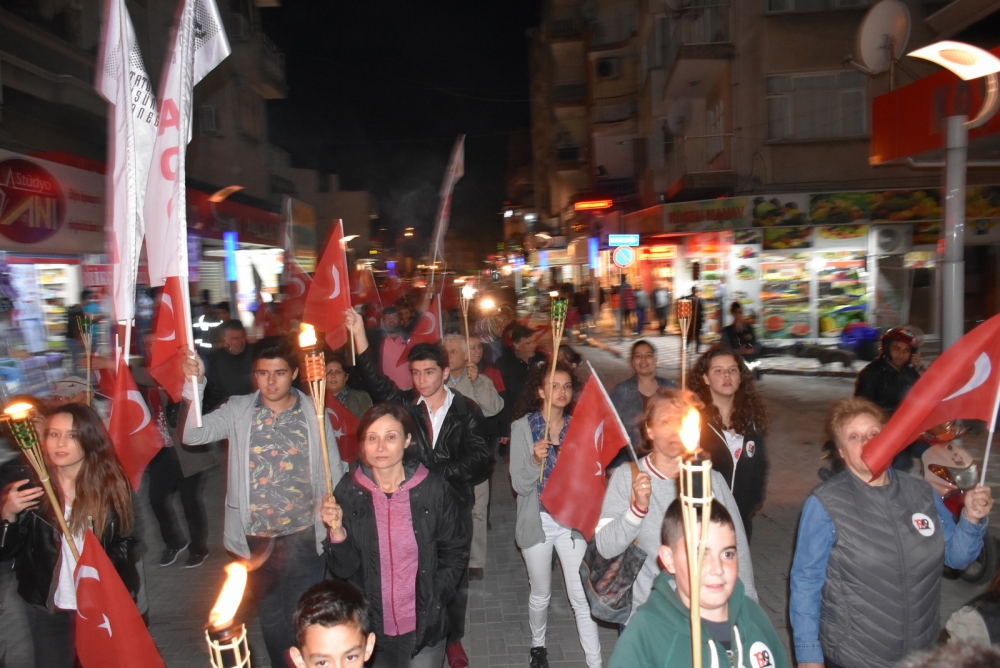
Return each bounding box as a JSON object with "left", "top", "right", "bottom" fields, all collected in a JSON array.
[
  {"left": 97, "top": 0, "right": 158, "bottom": 322},
  {"left": 430, "top": 135, "right": 465, "bottom": 265},
  {"left": 143, "top": 0, "right": 230, "bottom": 286}
]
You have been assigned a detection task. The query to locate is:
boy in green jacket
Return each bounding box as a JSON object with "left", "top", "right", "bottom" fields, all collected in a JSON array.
[{"left": 610, "top": 500, "right": 789, "bottom": 668}]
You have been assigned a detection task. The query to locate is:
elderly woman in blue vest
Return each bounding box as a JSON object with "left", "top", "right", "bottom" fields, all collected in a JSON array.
[{"left": 790, "top": 397, "right": 993, "bottom": 668}]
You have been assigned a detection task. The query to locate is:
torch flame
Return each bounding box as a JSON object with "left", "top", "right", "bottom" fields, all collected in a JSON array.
[
  {"left": 680, "top": 406, "right": 701, "bottom": 453},
  {"left": 298, "top": 323, "right": 318, "bottom": 349},
  {"left": 208, "top": 562, "right": 248, "bottom": 629},
  {"left": 4, "top": 402, "right": 34, "bottom": 421},
  {"left": 461, "top": 284, "right": 476, "bottom": 300}
]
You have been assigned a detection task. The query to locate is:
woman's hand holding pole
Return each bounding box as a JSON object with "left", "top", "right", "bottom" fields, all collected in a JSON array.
[{"left": 320, "top": 493, "right": 346, "bottom": 542}]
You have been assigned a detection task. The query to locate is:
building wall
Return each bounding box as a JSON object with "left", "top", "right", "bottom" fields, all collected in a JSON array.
[{"left": 289, "top": 168, "right": 376, "bottom": 255}]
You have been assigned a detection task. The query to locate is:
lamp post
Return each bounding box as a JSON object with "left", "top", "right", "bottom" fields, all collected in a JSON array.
[{"left": 908, "top": 41, "right": 1000, "bottom": 350}]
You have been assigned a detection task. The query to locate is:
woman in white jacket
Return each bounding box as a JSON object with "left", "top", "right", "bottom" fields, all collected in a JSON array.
[
  {"left": 509, "top": 362, "right": 602, "bottom": 668},
  {"left": 595, "top": 388, "right": 757, "bottom": 624}
]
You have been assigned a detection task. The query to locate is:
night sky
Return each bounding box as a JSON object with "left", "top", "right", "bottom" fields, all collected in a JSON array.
[{"left": 260, "top": 1, "right": 542, "bottom": 244}]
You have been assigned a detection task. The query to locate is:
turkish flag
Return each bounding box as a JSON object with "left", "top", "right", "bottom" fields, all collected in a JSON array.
[
  {"left": 149, "top": 276, "right": 190, "bottom": 403},
  {"left": 325, "top": 393, "right": 361, "bottom": 465},
  {"left": 381, "top": 274, "right": 406, "bottom": 307},
  {"left": 109, "top": 358, "right": 165, "bottom": 491},
  {"left": 304, "top": 221, "right": 352, "bottom": 351},
  {"left": 351, "top": 267, "right": 381, "bottom": 307},
  {"left": 396, "top": 294, "right": 441, "bottom": 366},
  {"left": 75, "top": 530, "right": 165, "bottom": 668},
  {"left": 280, "top": 260, "right": 312, "bottom": 331},
  {"left": 539, "top": 373, "right": 630, "bottom": 540},
  {"left": 863, "top": 313, "right": 1000, "bottom": 479}
]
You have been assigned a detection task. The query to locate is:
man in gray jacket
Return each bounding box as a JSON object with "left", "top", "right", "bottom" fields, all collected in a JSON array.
[
  {"left": 443, "top": 334, "right": 504, "bottom": 581},
  {"left": 179, "top": 337, "right": 342, "bottom": 667}
]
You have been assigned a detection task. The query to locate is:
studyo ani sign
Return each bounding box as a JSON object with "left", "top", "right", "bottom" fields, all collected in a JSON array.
[{"left": 0, "top": 150, "right": 104, "bottom": 252}]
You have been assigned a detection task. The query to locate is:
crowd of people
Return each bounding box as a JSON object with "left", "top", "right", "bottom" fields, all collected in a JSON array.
[{"left": 1, "top": 285, "right": 999, "bottom": 668}]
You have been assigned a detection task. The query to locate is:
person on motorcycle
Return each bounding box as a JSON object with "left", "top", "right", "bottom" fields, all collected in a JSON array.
[{"left": 855, "top": 326, "right": 923, "bottom": 415}]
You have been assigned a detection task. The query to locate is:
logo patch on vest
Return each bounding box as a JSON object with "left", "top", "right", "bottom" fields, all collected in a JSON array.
[
  {"left": 911, "top": 513, "right": 935, "bottom": 536},
  {"left": 746, "top": 441, "right": 756, "bottom": 458},
  {"left": 748, "top": 642, "right": 775, "bottom": 667}
]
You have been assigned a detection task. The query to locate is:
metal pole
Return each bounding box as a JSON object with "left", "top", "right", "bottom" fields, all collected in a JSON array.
[{"left": 942, "top": 115, "right": 968, "bottom": 351}]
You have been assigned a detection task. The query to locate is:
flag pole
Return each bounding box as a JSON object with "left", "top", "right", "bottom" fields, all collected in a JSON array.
[
  {"left": 979, "top": 372, "right": 1000, "bottom": 486},
  {"left": 179, "top": 279, "right": 203, "bottom": 428}
]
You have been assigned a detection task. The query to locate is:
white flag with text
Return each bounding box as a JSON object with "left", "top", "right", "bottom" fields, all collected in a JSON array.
[
  {"left": 96, "top": 0, "right": 157, "bottom": 323},
  {"left": 430, "top": 135, "right": 465, "bottom": 265},
  {"left": 143, "top": 0, "right": 231, "bottom": 286}
]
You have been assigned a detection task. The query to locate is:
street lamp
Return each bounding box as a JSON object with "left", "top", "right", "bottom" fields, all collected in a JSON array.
[{"left": 908, "top": 41, "right": 1000, "bottom": 349}]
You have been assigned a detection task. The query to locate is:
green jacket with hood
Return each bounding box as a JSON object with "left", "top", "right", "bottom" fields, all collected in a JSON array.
[{"left": 610, "top": 571, "right": 789, "bottom": 668}]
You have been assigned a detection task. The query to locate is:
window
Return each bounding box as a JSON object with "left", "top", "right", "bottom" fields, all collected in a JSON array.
[
  {"left": 199, "top": 105, "right": 219, "bottom": 136},
  {"left": 595, "top": 58, "right": 622, "bottom": 80},
  {"left": 766, "top": 0, "right": 868, "bottom": 12},
  {"left": 767, "top": 71, "right": 867, "bottom": 141}
]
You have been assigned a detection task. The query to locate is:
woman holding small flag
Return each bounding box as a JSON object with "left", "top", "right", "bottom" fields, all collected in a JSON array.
[
  {"left": 509, "top": 362, "right": 602, "bottom": 668},
  {"left": 0, "top": 403, "right": 142, "bottom": 667},
  {"left": 790, "top": 397, "right": 992, "bottom": 668},
  {"left": 595, "top": 389, "right": 756, "bottom": 624}
]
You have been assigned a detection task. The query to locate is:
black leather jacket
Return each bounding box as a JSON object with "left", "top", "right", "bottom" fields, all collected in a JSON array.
[
  {"left": 326, "top": 464, "right": 468, "bottom": 655},
  {"left": 0, "top": 478, "right": 141, "bottom": 608},
  {"left": 356, "top": 350, "right": 491, "bottom": 508},
  {"left": 855, "top": 355, "right": 920, "bottom": 415}
]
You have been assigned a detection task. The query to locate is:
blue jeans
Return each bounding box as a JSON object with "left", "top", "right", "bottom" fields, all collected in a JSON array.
[{"left": 245, "top": 529, "right": 326, "bottom": 666}]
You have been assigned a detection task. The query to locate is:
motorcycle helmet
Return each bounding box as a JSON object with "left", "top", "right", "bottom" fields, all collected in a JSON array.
[{"left": 880, "top": 326, "right": 918, "bottom": 357}]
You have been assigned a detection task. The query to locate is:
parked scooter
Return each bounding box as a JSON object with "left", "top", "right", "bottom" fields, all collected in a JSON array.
[{"left": 818, "top": 422, "right": 996, "bottom": 584}]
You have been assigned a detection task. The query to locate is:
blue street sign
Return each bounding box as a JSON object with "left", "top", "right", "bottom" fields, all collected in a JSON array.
[
  {"left": 613, "top": 246, "right": 636, "bottom": 269},
  {"left": 609, "top": 234, "right": 640, "bottom": 247},
  {"left": 223, "top": 231, "right": 239, "bottom": 282}
]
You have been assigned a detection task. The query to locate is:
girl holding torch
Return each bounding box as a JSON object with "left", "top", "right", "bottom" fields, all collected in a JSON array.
[
  {"left": 0, "top": 403, "right": 141, "bottom": 667},
  {"left": 509, "top": 362, "right": 602, "bottom": 668}
]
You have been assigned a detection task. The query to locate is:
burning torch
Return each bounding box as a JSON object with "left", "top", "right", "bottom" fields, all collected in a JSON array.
[
  {"left": 299, "top": 323, "right": 334, "bottom": 496},
  {"left": 676, "top": 298, "right": 692, "bottom": 389},
  {"left": 677, "top": 402, "right": 712, "bottom": 668},
  {"left": 206, "top": 562, "right": 250, "bottom": 668}
]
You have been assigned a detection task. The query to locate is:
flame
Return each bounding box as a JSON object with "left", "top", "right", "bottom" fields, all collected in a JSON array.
[
  {"left": 4, "top": 402, "right": 34, "bottom": 421},
  {"left": 680, "top": 406, "right": 701, "bottom": 453},
  {"left": 298, "top": 323, "right": 318, "bottom": 349},
  {"left": 208, "top": 562, "right": 248, "bottom": 629},
  {"left": 461, "top": 284, "right": 476, "bottom": 300}
]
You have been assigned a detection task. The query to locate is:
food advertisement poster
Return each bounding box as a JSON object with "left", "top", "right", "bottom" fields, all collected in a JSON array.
[
  {"left": 663, "top": 197, "right": 750, "bottom": 233},
  {"left": 759, "top": 252, "right": 812, "bottom": 339},
  {"left": 813, "top": 224, "right": 870, "bottom": 249},
  {"left": 751, "top": 194, "right": 810, "bottom": 227},
  {"left": 729, "top": 245, "right": 759, "bottom": 312},
  {"left": 763, "top": 227, "right": 813, "bottom": 250}
]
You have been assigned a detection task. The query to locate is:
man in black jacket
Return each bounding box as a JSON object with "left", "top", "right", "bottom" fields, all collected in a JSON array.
[
  {"left": 495, "top": 325, "right": 547, "bottom": 452},
  {"left": 345, "top": 309, "right": 490, "bottom": 668},
  {"left": 855, "top": 326, "right": 923, "bottom": 415}
]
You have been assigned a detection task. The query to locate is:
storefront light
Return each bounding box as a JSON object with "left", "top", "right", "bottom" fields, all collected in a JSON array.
[
  {"left": 574, "top": 199, "right": 613, "bottom": 211},
  {"left": 908, "top": 41, "right": 1000, "bottom": 81}
]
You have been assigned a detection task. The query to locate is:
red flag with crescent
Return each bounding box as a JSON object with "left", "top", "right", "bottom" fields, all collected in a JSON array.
[
  {"left": 381, "top": 274, "right": 406, "bottom": 307},
  {"left": 280, "top": 260, "right": 312, "bottom": 331},
  {"left": 75, "top": 530, "right": 165, "bottom": 668},
  {"left": 325, "top": 393, "right": 361, "bottom": 465},
  {"left": 396, "top": 294, "right": 441, "bottom": 367},
  {"left": 149, "top": 276, "right": 191, "bottom": 403},
  {"left": 539, "top": 372, "right": 630, "bottom": 540},
  {"left": 109, "top": 357, "right": 165, "bottom": 491},
  {"left": 350, "top": 267, "right": 381, "bottom": 307},
  {"left": 304, "top": 220, "right": 352, "bottom": 351},
  {"left": 862, "top": 313, "right": 1000, "bottom": 479}
]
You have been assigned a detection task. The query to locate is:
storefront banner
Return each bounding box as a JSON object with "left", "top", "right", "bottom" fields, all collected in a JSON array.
[
  {"left": 809, "top": 186, "right": 1000, "bottom": 225},
  {"left": 186, "top": 189, "right": 283, "bottom": 248},
  {"left": 0, "top": 149, "right": 105, "bottom": 254},
  {"left": 813, "top": 225, "right": 870, "bottom": 249},
  {"left": 663, "top": 197, "right": 750, "bottom": 232},
  {"left": 82, "top": 262, "right": 151, "bottom": 291},
  {"left": 751, "top": 194, "right": 810, "bottom": 227}
]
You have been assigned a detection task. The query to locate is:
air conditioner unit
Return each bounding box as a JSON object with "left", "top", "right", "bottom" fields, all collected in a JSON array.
[
  {"left": 596, "top": 58, "right": 621, "bottom": 80},
  {"left": 869, "top": 224, "right": 912, "bottom": 256},
  {"left": 229, "top": 14, "right": 250, "bottom": 41}
]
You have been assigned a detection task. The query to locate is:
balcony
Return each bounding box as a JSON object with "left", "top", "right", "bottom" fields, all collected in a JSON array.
[
  {"left": 259, "top": 33, "right": 287, "bottom": 99},
  {"left": 663, "top": 3, "right": 732, "bottom": 72},
  {"left": 596, "top": 176, "right": 638, "bottom": 200},
  {"left": 593, "top": 92, "right": 637, "bottom": 124},
  {"left": 664, "top": 134, "right": 736, "bottom": 201},
  {"left": 591, "top": 4, "right": 638, "bottom": 48},
  {"left": 553, "top": 82, "right": 587, "bottom": 103},
  {"left": 550, "top": 4, "right": 584, "bottom": 38}
]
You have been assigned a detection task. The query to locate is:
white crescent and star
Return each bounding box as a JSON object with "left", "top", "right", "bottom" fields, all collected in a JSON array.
[
  {"left": 329, "top": 265, "right": 341, "bottom": 300},
  {"left": 74, "top": 565, "right": 100, "bottom": 620},
  {"left": 287, "top": 276, "right": 305, "bottom": 298},
  {"left": 156, "top": 293, "right": 175, "bottom": 341},
  {"left": 98, "top": 614, "right": 113, "bottom": 637},
  {"left": 594, "top": 421, "right": 605, "bottom": 476},
  {"left": 417, "top": 313, "right": 437, "bottom": 337},
  {"left": 126, "top": 390, "right": 151, "bottom": 434},
  {"left": 326, "top": 408, "right": 345, "bottom": 440},
  {"left": 944, "top": 352, "right": 992, "bottom": 402}
]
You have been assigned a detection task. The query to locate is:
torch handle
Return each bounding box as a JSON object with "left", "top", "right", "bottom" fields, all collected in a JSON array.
[
  {"left": 311, "top": 381, "right": 334, "bottom": 496},
  {"left": 42, "top": 477, "right": 80, "bottom": 562}
]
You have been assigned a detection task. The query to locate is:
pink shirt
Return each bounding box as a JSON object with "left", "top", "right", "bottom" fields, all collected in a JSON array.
[{"left": 381, "top": 335, "right": 413, "bottom": 390}]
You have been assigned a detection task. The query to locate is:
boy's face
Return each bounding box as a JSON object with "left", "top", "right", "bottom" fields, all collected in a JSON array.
[
  {"left": 290, "top": 623, "right": 375, "bottom": 668},
  {"left": 658, "top": 521, "right": 738, "bottom": 623}
]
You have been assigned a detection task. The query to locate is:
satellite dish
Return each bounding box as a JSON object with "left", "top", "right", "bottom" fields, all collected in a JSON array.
[
  {"left": 855, "top": 0, "right": 911, "bottom": 75},
  {"left": 667, "top": 99, "right": 692, "bottom": 136}
]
